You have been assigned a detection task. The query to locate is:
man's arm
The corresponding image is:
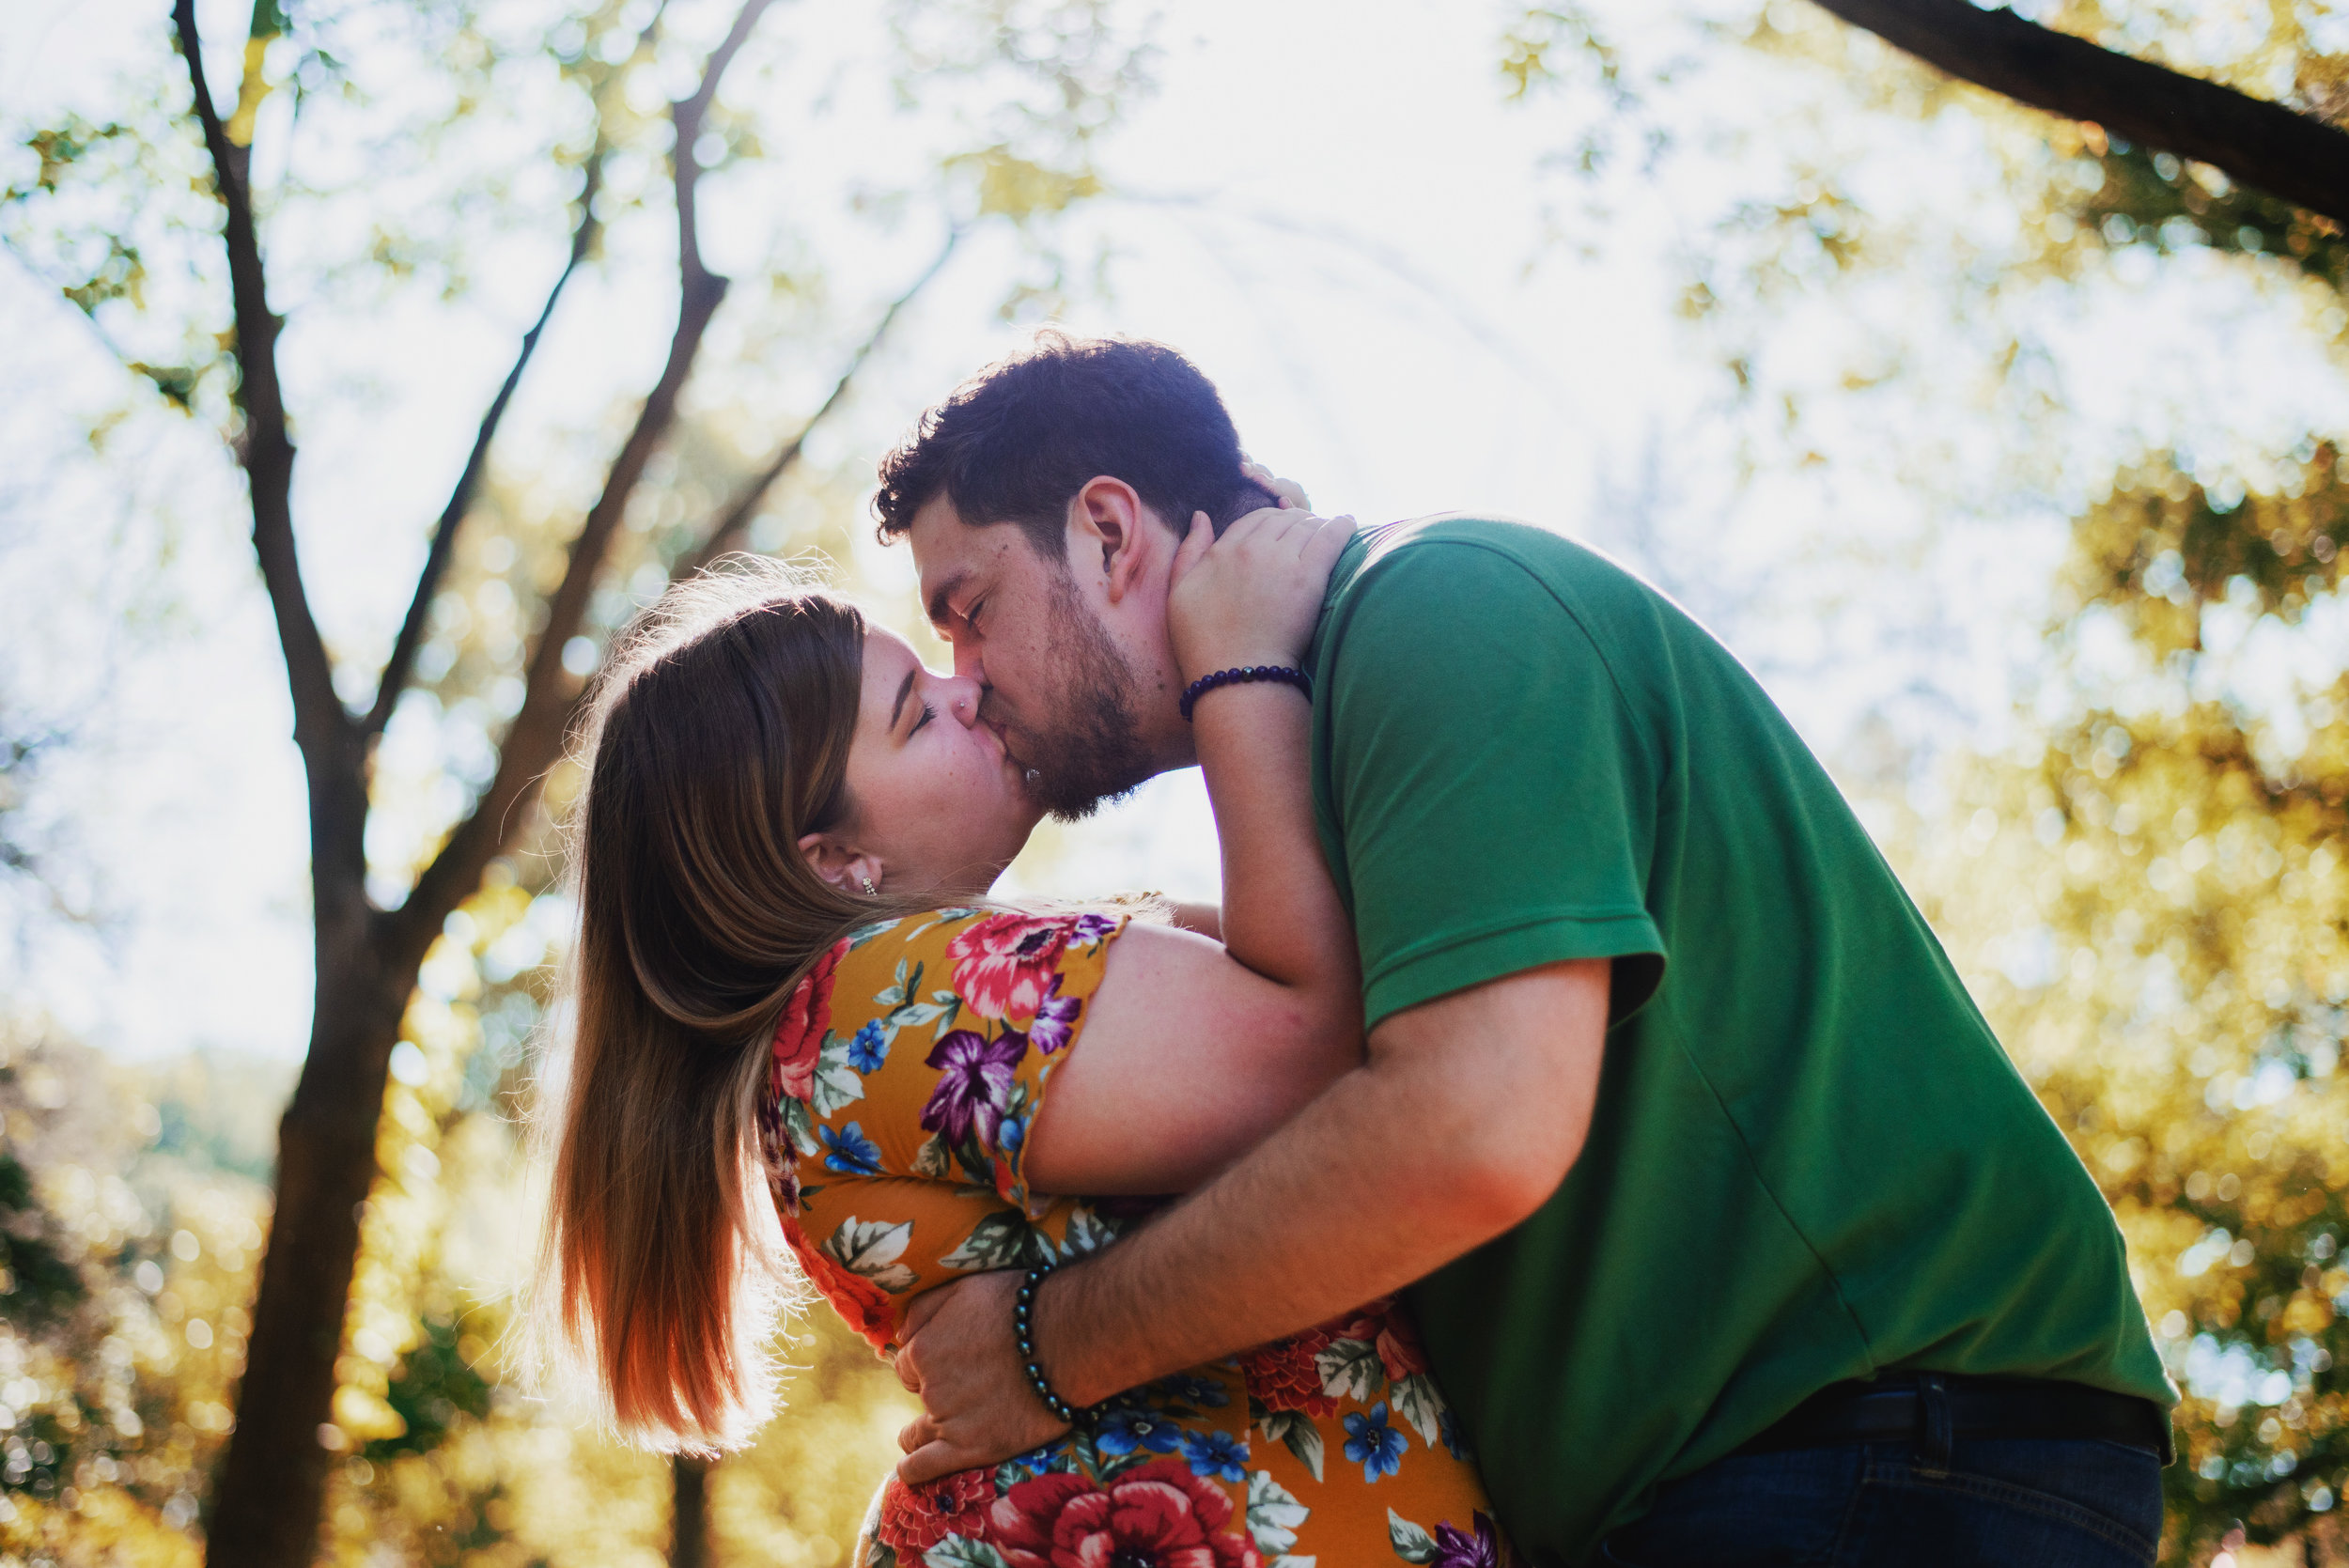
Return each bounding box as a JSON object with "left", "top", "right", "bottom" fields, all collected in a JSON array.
[{"left": 891, "top": 955, "right": 1610, "bottom": 1483}]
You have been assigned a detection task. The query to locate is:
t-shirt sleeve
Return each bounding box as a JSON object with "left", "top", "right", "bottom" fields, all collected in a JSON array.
[{"left": 1320, "top": 540, "right": 1667, "bottom": 1030}]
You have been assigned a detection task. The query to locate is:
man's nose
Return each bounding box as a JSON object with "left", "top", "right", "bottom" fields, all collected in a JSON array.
[{"left": 949, "top": 641, "right": 984, "bottom": 683}]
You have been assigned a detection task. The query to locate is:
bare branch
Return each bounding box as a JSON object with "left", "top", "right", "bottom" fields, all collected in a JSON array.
[
  {"left": 1809, "top": 0, "right": 2349, "bottom": 228},
  {"left": 674, "top": 0, "right": 775, "bottom": 293},
  {"left": 362, "top": 150, "right": 608, "bottom": 737},
  {"left": 172, "top": 0, "right": 349, "bottom": 768},
  {"left": 396, "top": 0, "right": 776, "bottom": 951},
  {"left": 678, "top": 225, "right": 964, "bottom": 578}
]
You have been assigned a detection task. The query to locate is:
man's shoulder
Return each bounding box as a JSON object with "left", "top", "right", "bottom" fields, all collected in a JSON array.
[
  {"left": 1338, "top": 514, "right": 1646, "bottom": 604},
  {"left": 1323, "top": 514, "right": 1668, "bottom": 653}
]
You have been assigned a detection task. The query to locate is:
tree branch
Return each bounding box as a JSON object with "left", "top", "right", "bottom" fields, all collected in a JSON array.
[
  {"left": 395, "top": 0, "right": 775, "bottom": 954},
  {"left": 172, "top": 0, "right": 348, "bottom": 768},
  {"left": 1808, "top": 0, "right": 2349, "bottom": 229},
  {"left": 678, "top": 225, "right": 963, "bottom": 578},
  {"left": 361, "top": 150, "right": 608, "bottom": 737}
]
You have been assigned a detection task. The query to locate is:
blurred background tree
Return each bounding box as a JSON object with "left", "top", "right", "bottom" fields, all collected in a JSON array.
[
  {"left": 4, "top": 0, "right": 1151, "bottom": 1560},
  {"left": 1505, "top": 3, "right": 2349, "bottom": 1560}
]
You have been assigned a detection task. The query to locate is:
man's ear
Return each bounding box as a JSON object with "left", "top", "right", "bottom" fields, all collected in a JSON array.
[
  {"left": 798, "top": 831, "right": 884, "bottom": 895},
  {"left": 1069, "top": 476, "right": 1159, "bottom": 605}
]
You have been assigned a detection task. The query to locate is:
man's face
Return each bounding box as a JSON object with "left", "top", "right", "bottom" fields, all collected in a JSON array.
[{"left": 907, "top": 488, "right": 1183, "bottom": 821}]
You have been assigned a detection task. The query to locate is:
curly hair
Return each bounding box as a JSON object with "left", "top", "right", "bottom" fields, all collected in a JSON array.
[{"left": 872, "top": 331, "right": 1276, "bottom": 562}]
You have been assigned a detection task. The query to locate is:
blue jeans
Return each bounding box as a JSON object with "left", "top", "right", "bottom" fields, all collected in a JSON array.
[{"left": 1594, "top": 1437, "right": 2163, "bottom": 1567}]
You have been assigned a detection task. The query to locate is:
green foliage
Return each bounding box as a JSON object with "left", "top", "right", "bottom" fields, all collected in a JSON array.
[
  {"left": 1908, "top": 450, "right": 2349, "bottom": 1561},
  {"left": 0, "top": 1024, "right": 265, "bottom": 1563}
]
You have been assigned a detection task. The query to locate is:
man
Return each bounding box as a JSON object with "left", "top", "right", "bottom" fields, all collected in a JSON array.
[{"left": 872, "top": 332, "right": 2174, "bottom": 1566}]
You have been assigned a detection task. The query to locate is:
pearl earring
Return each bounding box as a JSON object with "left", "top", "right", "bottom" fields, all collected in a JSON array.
[{"left": 860, "top": 876, "right": 878, "bottom": 895}]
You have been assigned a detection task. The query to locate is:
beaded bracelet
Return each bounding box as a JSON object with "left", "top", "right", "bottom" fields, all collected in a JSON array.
[
  {"left": 1179, "top": 664, "right": 1312, "bottom": 722},
  {"left": 1014, "top": 1261, "right": 1087, "bottom": 1429}
]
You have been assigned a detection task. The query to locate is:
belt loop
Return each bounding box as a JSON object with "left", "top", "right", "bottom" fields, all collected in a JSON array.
[{"left": 1917, "top": 1373, "right": 1953, "bottom": 1476}]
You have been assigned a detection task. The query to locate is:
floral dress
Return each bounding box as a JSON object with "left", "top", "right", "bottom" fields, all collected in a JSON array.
[{"left": 759, "top": 908, "right": 1512, "bottom": 1568}]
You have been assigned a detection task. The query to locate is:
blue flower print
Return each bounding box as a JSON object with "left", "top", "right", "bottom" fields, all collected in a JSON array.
[
  {"left": 997, "top": 1116, "right": 1026, "bottom": 1162},
  {"left": 846, "top": 1019, "right": 889, "bottom": 1073},
  {"left": 1178, "top": 1428, "right": 1250, "bottom": 1483},
  {"left": 1092, "top": 1405, "right": 1182, "bottom": 1458},
  {"left": 818, "top": 1121, "right": 884, "bottom": 1175},
  {"left": 1343, "top": 1401, "right": 1407, "bottom": 1483},
  {"left": 1438, "top": 1405, "right": 1470, "bottom": 1461},
  {"left": 1153, "top": 1374, "right": 1230, "bottom": 1408}
]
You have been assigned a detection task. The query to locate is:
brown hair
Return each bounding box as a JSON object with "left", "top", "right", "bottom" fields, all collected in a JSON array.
[
  {"left": 531, "top": 559, "right": 938, "bottom": 1452},
  {"left": 872, "top": 331, "right": 1276, "bottom": 562}
]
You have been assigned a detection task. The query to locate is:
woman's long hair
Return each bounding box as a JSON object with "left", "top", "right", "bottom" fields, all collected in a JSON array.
[{"left": 532, "top": 560, "right": 939, "bottom": 1452}]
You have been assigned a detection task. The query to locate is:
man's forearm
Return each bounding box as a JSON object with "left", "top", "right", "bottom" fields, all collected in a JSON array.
[
  {"left": 892, "top": 960, "right": 1608, "bottom": 1483},
  {"left": 1036, "top": 1035, "right": 1554, "bottom": 1404}
]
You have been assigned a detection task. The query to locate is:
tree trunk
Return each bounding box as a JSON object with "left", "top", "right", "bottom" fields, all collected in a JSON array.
[
  {"left": 205, "top": 799, "right": 426, "bottom": 1563},
  {"left": 671, "top": 1456, "right": 712, "bottom": 1568}
]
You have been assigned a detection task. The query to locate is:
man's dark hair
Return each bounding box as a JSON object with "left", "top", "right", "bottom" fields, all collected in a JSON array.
[{"left": 872, "top": 332, "right": 1277, "bottom": 562}]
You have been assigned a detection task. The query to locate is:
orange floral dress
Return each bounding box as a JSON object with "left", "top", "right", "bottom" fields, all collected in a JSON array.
[{"left": 758, "top": 908, "right": 1513, "bottom": 1568}]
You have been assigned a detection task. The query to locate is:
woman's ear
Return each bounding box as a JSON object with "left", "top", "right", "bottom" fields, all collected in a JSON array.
[
  {"left": 1070, "top": 475, "right": 1156, "bottom": 604},
  {"left": 797, "top": 831, "right": 885, "bottom": 895}
]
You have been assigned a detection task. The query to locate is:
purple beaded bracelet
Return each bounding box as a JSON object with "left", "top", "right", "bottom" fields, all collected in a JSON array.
[{"left": 1178, "top": 664, "right": 1313, "bottom": 721}]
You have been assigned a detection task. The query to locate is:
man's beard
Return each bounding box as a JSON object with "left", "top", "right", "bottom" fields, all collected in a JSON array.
[{"left": 1000, "top": 572, "right": 1154, "bottom": 823}]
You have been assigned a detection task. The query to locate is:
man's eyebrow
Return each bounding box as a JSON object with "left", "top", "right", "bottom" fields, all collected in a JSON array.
[
  {"left": 890, "top": 666, "right": 918, "bottom": 732},
  {"left": 926, "top": 570, "right": 972, "bottom": 629}
]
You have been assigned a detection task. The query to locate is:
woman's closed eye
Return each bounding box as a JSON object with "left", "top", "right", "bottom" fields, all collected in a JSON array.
[{"left": 910, "top": 699, "right": 937, "bottom": 736}]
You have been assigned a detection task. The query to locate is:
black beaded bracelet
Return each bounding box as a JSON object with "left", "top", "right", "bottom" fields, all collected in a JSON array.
[
  {"left": 1014, "top": 1261, "right": 1087, "bottom": 1429},
  {"left": 1179, "top": 664, "right": 1312, "bottom": 721}
]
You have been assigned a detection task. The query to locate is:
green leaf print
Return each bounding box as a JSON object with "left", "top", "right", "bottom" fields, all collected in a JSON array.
[
  {"left": 1387, "top": 1510, "right": 1439, "bottom": 1565},
  {"left": 848, "top": 918, "right": 904, "bottom": 948},
  {"left": 923, "top": 1537, "right": 1009, "bottom": 1568},
  {"left": 819, "top": 1217, "right": 918, "bottom": 1294},
  {"left": 1246, "top": 1470, "right": 1310, "bottom": 1557},
  {"left": 1388, "top": 1372, "right": 1445, "bottom": 1448},
  {"left": 807, "top": 1027, "right": 868, "bottom": 1117},
  {"left": 1314, "top": 1336, "right": 1386, "bottom": 1403},
  {"left": 1056, "top": 1205, "right": 1118, "bottom": 1260},
  {"left": 781, "top": 1095, "right": 820, "bottom": 1157},
  {"left": 1256, "top": 1408, "right": 1325, "bottom": 1483},
  {"left": 939, "top": 1210, "right": 1045, "bottom": 1271}
]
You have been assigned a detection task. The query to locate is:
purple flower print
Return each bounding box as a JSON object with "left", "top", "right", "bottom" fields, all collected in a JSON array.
[
  {"left": 1069, "top": 912, "right": 1118, "bottom": 945},
  {"left": 1029, "top": 974, "right": 1081, "bottom": 1055},
  {"left": 1430, "top": 1513, "right": 1502, "bottom": 1568},
  {"left": 920, "top": 1028, "right": 1027, "bottom": 1151}
]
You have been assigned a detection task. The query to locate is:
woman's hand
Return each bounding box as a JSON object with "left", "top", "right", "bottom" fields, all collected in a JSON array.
[
  {"left": 1240, "top": 456, "right": 1309, "bottom": 511},
  {"left": 1168, "top": 505, "right": 1357, "bottom": 684}
]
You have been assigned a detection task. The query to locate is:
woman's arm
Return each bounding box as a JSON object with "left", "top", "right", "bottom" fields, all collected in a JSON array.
[{"left": 1022, "top": 506, "right": 1362, "bottom": 1197}]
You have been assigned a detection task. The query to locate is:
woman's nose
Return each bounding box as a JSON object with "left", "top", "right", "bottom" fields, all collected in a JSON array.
[{"left": 941, "top": 675, "right": 985, "bottom": 727}]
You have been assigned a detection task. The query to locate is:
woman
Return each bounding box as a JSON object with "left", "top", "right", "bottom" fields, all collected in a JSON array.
[{"left": 536, "top": 505, "right": 1511, "bottom": 1568}]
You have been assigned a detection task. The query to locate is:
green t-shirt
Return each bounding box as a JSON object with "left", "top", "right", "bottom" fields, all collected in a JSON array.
[{"left": 1304, "top": 517, "right": 2172, "bottom": 1564}]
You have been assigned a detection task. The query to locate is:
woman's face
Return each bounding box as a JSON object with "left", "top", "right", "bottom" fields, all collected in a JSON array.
[{"left": 834, "top": 628, "right": 1042, "bottom": 897}]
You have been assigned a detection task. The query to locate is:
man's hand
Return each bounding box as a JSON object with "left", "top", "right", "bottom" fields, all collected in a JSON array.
[{"left": 891, "top": 1270, "right": 1069, "bottom": 1485}]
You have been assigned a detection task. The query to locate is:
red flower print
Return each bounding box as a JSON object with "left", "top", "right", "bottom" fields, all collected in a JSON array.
[
  {"left": 983, "top": 1459, "right": 1261, "bottom": 1568},
  {"left": 946, "top": 914, "right": 1071, "bottom": 1022},
  {"left": 1374, "top": 1311, "right": 1430, "bottom": 1383},
  {"left": 779, "top": 1217, "right": 896, "bottom": 1351},
  {"left": 877, "top": 1468, "right": 996, "bottom": 1558},
  {"left": 771, "top": 940, "right": 848, "bottom": 1104},
  {"left": 1237, "top": 1328, "right": 1340, "bottom": 1418}
]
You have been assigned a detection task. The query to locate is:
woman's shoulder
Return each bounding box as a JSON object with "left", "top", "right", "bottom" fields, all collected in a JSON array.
[{"left": 829, "top": 907, "right": 1127, "bottom": 1028}]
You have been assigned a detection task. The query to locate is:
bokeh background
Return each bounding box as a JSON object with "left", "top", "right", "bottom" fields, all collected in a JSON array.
[{"left": 3, "top": 0, "right": 2347, "bottom": 1563}]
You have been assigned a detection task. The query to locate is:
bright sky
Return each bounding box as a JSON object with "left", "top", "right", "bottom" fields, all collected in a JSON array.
[{"left": 3, "top": 0, "right": 2345, "bottom": 1061}]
